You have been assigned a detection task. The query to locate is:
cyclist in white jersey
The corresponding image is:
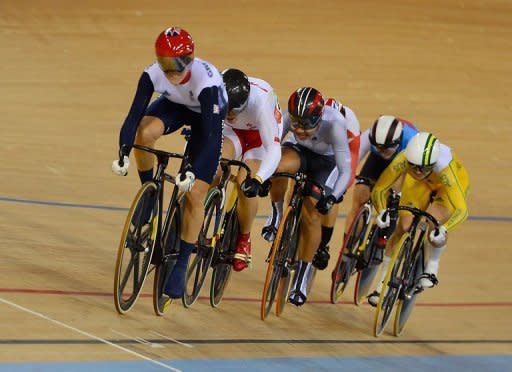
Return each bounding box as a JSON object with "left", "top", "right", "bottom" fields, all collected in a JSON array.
[
  {"left": 112, "top": 27, "right": 227, "bottom": 299},
  {"left": 262, "top": 87, "right": 353, "bottom": 306},
  {"left": 311, "top": 98, "right": 361, "bottom": 271},
  {"left": 218, "top": 69, "right": 283, "bottom": 272}
]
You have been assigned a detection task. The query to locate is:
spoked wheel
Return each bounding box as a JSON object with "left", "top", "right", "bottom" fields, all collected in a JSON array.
[
  {"left": 153, "top": 204, "right": 181, "bottom": 316},
  {"left": 210, "top": 206, "right": 238, "bottom": 308},
  {"left": 261, "top": 207, "right": 292, "bottom": 320},
  {"left": 114, "top": 182, "right": 159, "bottom": 314},
  {"left": 275, "top": 221, "right": 300, "bottom": 317},
  {"left": 373, "top": 234, "right": 410, "bottom": 337},
  {"left": 182, "top": 189, "right": 220, "bottom": 307},
  {"left": 394, "top": 242, "right": 425, "bottom": 336},
  {"left": 354, "top": 225, "right": 382, "bottom": 305},
  {"left": 330, "top": 204, "right": 371, "bottom": 304}
]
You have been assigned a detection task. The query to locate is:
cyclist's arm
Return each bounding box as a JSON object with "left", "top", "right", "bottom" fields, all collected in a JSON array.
[
  {"left": 118, "top": 72, "right": 154, "bottom": 155},
  {"left": 371, "top": 151, "right": 407, "bottom": 212},
  {"left": 437, "top": 162, "right": 469, "bottom": 231},
  {"left": 331, "top": 124, "right": 352, "bottom": 200},
  {"left": 254, "top": 95, "right": 282, "bottom": 181}
]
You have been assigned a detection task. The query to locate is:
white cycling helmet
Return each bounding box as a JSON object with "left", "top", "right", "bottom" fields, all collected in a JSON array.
[
  {"left": 405, "top": 132, "right": 440, "bottom": 167},
  {"left": 369, "top": 115, "right": 403, "bottom": 148}
]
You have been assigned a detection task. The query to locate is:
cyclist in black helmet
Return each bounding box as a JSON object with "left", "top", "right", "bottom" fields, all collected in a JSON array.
[{"left": 218, "top": 68, "right": 283, "bottom": 272}]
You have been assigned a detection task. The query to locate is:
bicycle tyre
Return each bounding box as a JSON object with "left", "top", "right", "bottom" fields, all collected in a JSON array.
[
  {"left": 210, "top": 205, "right": 238, "bottom": 308},
  {"left": 261, "top": 206, "right": 292, "bottom": 320},
  {"left": 276, "top": 214, "right": 300, "bottom": 317},
  {"left": 182, "top": 189, "right": 220, "bottom": 307},
  {"left": 114, "top": 182, "right": 159, "bottom": 314},
  {"left": 354, "top": 225, "right": 381, "bottom": 305},
  {"left": 330, "top": 204, "right": 371, "bottom": 304},
  {"left": 152, "top": 203, "right": 181, "bottom": 316},
  {"left": 393, "top": 240, "right": 425, "bottom": 336},
  {"left": 373, "top": 233, "right": 411, "bottom": 337}
]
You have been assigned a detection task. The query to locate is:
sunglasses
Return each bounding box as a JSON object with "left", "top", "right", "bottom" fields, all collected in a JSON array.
[
  {"left": 408, "top": 162, "right": 434, "bottom": 174},
  {"left": 289, "top": 114, "right": 320, "bottom": 130},
  {"left": 158, "top": 55, "right": 194, "bottom": 74}
]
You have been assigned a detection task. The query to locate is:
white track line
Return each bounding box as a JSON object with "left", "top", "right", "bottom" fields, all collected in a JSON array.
[
  {"left": 150, "top": 330, "right": 193, "bottom": 348},
  {"left": 111, "top": 329, "right": 164, "bottom": 348},
  {"left": 0, "top": 297, "right": 180, "bottom": 371}
]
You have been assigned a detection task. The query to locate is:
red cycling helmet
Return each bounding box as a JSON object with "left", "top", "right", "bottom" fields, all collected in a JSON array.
[{"left": 155, "top": 27, "right": 194, "bottom": 73}]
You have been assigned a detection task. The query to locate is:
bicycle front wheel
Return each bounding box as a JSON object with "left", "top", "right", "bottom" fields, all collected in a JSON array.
[
  {"left": 210, "top": 205, "right": 238, "bottom": 308},
  {"left": 354, "top": 225, "right": 381, "bottom": 305},
  {"left": 394, "top": 242, "right": 425, "bottom": 336},
  {"left": 330, "top": 204, "right": 371, "bottom": 304},
  {"left": 261, "top": 207, "right": 292, "bottom": 320},
  {"left": 114, "top": 182, "right": 159, "bottom": 314},
  {"left": 373, "top": 233, "right": 410, "bottom": 337},
  {"left": 275, "top": 216, "right": 300, "bottom": 317},
  {"left": 182, "top": 188, "right": 220, "bottom": 307},
  {"left": 153, "top": 203, "right": 181, "bottom": 316}
]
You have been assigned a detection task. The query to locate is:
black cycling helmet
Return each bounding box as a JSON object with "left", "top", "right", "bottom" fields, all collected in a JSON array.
[
  {"left": 222, "top": 68, "right": 250, "bottom": 113},
  {"left": 288, "top": 87, "right": 324, "bottom": 129}
]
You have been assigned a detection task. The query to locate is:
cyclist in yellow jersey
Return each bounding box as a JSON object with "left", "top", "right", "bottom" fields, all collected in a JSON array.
[{"left": 367, "top": 132, "right": 469, "bottom": 306}]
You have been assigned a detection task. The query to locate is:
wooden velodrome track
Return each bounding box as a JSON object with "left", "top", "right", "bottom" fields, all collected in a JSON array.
[{"left": 1, "top": 0, "right": 511, "bottom": 370}]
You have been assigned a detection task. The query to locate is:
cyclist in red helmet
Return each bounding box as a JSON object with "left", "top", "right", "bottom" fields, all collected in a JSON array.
[
  {"left": 112, "top": 27, "right": 228, "bottom": 299},
  {"left": 262, "top": 87, "right": 356, "bottom": 306}
]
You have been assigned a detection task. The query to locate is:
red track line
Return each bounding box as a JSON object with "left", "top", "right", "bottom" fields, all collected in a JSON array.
[{"left": 1, "top": 287, "right": 511, "bottom": 308}]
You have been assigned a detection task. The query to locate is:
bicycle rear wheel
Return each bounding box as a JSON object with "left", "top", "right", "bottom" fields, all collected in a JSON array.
[
  {"left": 210, "top": 205, "right": 238, "bottom": 308},
  {"left": 394, "top": 241, "right": 425, "bottom": 336},
  {"left": 114, "top": 182, "right": 159, "bottom": 314},
  {"left": 261, "top": 207, "right": 292, "bottom": 320},
  {"left": 330, "top": 204, "right": 371, "bottom": 304},
  {"left": 182, "top": 189, "right": 220, "bottom": 307},
  {"left": 373, "top": 233, "right": 410, "bottom": 337},
  {"left": 354, "top": 225, "right": 382, "bottom": 305},
  {"left": 153, "top": 204, "right": 180, "bottom": 316},
  {"left": 275, "top": 217, "right": 300, "bottom": 317}
]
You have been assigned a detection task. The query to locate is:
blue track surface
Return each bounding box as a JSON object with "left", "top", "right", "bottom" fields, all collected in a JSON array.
[{"left": 1, "top": 355, "right": 511, "bottom": 371}]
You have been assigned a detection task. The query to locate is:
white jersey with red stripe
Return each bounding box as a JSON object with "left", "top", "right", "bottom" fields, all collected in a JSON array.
[
  {"left": 144, "top": 57, "right": 227, "bottom": 113},
  {"left": 223, "top": 77, "right": 283, "bottom": 181},
  {"left": 283, "top": 104, "right": 356, "bottom": 199}
]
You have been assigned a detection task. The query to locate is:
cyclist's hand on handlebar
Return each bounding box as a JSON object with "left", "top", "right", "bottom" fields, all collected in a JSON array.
[
  {"left": 429, "top": 225, "right": 447, "bottom": 247},
  {"left": 241, "top": 176, "right": 263, "bottom": 198},
  {"left": 376, "top": 209, "right": 391, "bottom": 229},
  {"left": 176, "top": 171, "right": 195, "bottom": 192},
  {"left": 315, "top": 194, "right": 337, "bottom": 215},
  {"left": 112, "top": 156, "right": 130, "bottom": 176}
]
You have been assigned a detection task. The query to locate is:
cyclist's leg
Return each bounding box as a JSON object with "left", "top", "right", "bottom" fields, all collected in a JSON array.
[
  {"left": 313, "top": 204, "right": 336, "bottom": 270},
  {"left": 344, "top": 153, "right": 390, "bottom": 236},
  {"left": 261, "top": 145, "right": 301, "bottom": 241},
  {"left": 165, "top": 105, "right": 225, "bottom": 298},
  {"left": 419, "top": 202, "right": 451, "bottom": 288},
  {"left": 134, "top": 96, "right": 187, "bottom": 185},
  {"left": 232, "top": 156, "right": 262, "bottom": 271}
]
